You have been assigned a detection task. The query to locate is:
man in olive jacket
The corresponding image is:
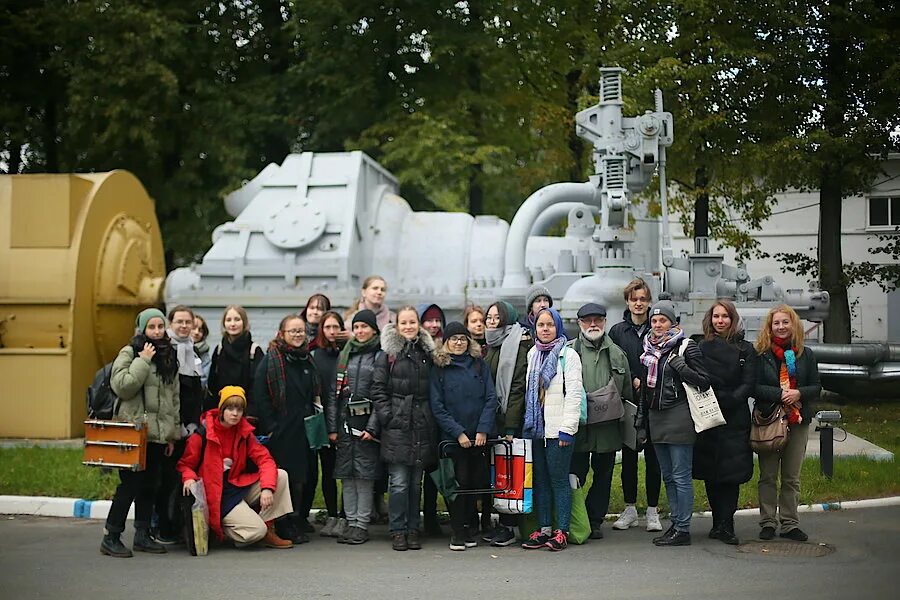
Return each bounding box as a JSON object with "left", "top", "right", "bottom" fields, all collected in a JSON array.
[{"left": 570, "top": 303, "right": 632, "bottom": 539}]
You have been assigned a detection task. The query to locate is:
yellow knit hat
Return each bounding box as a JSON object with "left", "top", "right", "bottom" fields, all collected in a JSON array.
[{"left": 218, "top": 385, "right": 247, "bottom": 410}]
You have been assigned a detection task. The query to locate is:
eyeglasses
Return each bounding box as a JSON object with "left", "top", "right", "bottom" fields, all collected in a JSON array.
[
  {"left": 485, "top": 315, "right": 501, "bottom": 324},
  {"left": 448, "top": 335, "right": 468, "bottom": 344},
  {"left": 578, "top": 317, "right": 606, "bottom": 326},
  {"left": 283, "top": 329, "right": 305, "bottom": 336}
]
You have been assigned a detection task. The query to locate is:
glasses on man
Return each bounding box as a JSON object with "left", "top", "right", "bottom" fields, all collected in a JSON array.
[
  {"left": 283, "top": 329, "right": 305, "bottom": 336},
  {"left": 578, "top": 317, "right": 606, "bottom": 326}
]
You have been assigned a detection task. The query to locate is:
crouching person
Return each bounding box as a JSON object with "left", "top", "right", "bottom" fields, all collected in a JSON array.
[{"left": 177, "top": 386, "right": 294, "bottom": 549}]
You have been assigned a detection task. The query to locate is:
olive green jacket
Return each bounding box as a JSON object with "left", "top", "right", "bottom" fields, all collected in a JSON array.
[
  {"left": 110, "top": 345, "right": 180, "bottom": 444},
  {"left": 572, "top": 333, "right": 632, "bottom": 453}
]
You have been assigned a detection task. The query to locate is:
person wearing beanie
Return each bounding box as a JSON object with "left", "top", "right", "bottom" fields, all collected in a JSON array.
[
  {"left": 570, "top": 303, "right": 633, "bottom": 540},
  {"left": 525, "top": 285, "right": 553, "bottom": 329},
  {"left": 521, "top": 307, "right": 583, "bottom": 552},
  {"left": 177, "top": 385, "right": 294, "bottom": 551},
  {"left": 430, "top": 321, "right": 497, "bottom": 551},
  {"left": 481, "top": 300, "right": 532, "bottom": 547},
  {"left": 417, "top": 303, "right": 446, "bottom": 344},
  {"left": 101, "top": 308, "right": 180, "bottom": 558},
  {"left": 638, "top": 299, "right": 710, "bottom": 547},
  {"left": 353, "top": 309, "right": 381, "bottom": 334}
]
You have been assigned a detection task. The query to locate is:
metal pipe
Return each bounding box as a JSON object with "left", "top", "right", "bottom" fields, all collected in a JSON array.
[
  {"left": 501, "top": 182, "right": 598, "bottom": 289},
  {"left": 806, "top": 342, "right": 900, "bottom": 365},
  {"left": 529, "top": 203, "right": 598, "bottom": 236}
]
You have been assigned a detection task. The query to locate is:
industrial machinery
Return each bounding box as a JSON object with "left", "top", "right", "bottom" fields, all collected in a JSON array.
[{"left": 0, "top": 171, "right": 165, "bottom": 438}]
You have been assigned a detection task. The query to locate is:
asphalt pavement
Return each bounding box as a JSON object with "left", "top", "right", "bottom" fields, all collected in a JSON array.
[{"left": 1, "top": 506, "right": 898, "bottom": 600}]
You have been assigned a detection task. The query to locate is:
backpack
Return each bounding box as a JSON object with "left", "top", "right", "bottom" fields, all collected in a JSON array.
[{"left": 86, "top": 362, "right": 118, "bottom": 420}]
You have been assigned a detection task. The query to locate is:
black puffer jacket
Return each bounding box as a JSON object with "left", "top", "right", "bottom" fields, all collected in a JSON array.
[
  {"left": 328, "top": 345, "right": 383, "bottom": 480},
  {"left": 609, "top": 309, "right": 650, "bottom": 383},
  {"left": 370, "top": 325, "right": 438, "bottom": 467},
  {"left": 693, "top": 334, "right": 755, "bottom": 484},
  {"left": 755, "top": 346, "right": 821, "bottom": 423}
]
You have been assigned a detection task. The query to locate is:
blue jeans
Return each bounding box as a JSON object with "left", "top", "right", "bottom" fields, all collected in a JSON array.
[
  {"left": 387, "top": 463, "right": 423, "bottom": 534},
  {"left": 654, "top": 442, "right": 694, "bottom": 532},
  {"left": 532, "top": 439, "right": 574, "bottom": 532}
]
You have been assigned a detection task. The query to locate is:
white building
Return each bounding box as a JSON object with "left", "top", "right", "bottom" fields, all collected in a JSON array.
[{"left": 668, "top": 156, "right": 900, "bottom": 342}]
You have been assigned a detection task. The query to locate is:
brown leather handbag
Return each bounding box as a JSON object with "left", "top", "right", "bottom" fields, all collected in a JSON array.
[{"left": 750, "top": 405, "right": 790, "bottom": 453}]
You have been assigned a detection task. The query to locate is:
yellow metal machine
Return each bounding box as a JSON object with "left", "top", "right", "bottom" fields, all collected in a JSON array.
[{"left": 0, "top": 171, "right": 165, "bottom": 438}]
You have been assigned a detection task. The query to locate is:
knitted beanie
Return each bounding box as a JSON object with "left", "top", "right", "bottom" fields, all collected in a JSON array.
[
  {"left": 352, "top": 309, "right": 380, "bottom": 333},
  {"left": 526, "top": 284, "right": 553, "bottom": 312},
  {"left": 443, "top": 321, "right": 469, "bottom": 341},
  {"left": 135, "top": 308, "right": 167, "bottom": 334},
  {"left": 649, "top": 300, "right": 677, "bottom": 325},
  {"left": 218, "top": 385, "right": 247, "bottom": 410}
]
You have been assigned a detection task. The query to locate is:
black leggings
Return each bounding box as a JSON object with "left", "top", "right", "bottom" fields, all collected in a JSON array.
[
  {"left": 620, "top": 443, "right": 661, "bottom": 506},
  {"left": 300, "top": 447, "right": 339, "bottom": 518},
  {"left": 106, "top": 443, "right": 166, "bottom": 534},
  {"left": 153, "top": 439, "right": 185, "bottom": 536}
]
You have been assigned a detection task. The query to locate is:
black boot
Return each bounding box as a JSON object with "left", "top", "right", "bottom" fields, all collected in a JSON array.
[
  {"left": 719, "top": 522, "right": 740, "bottom": 545},
  {"left": 133, "top": 528, "right": 167, "bottom": 554},
  {"left": 278, "top": 516, "right": 309, "bottom": 544},
  {"left": 100, "top": 532, "right": 133, "bottom": 558}
]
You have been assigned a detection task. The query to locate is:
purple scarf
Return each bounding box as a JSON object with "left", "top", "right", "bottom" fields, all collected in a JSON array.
[{"left": 640, "top": 327, "right": 685, "bottom": 388}]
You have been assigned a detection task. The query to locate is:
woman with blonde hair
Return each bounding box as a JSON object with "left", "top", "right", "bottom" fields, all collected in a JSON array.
[
  {"left": 754, "top": 304, "right": 821, "bottom": 542},
  {"left": 206, "top": 305, "right": 264, "bottom": 413},
  {"left": 344, "top": 275, "right": 396, "bottom": 331}
]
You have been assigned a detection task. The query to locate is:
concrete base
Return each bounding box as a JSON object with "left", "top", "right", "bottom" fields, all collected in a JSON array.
[{"left": 805, "top": 418, "right": 894, "bottom": 462}]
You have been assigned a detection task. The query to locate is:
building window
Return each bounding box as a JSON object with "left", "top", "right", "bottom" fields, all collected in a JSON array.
[{"left": 868, "top": 197, "right": 900, "bottom": 229}]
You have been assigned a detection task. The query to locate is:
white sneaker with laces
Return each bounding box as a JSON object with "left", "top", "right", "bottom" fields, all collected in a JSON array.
[
  {"left": 646, "top": 507, "right": 663, "bottom": 532},
  {"left": 613, "top": 505, "right": 639, "bottom": 530}
]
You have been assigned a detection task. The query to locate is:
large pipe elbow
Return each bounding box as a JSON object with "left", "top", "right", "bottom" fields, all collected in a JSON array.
[
  {"left": 502, "top": 182, "right": 598, "bottom": 288},
  {"left": 530, "top": 202, "right": 599, "bottom": 237}
]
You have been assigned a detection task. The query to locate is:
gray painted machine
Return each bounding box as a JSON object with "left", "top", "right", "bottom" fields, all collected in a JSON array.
[{"left": 166, "top": 67, "right": 829, "bottom": 350}]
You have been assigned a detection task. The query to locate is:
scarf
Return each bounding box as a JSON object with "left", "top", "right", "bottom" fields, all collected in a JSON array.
[
  {"left": 194, "top": 339, "right": 209, "bottom": 357},
  {"left": 168, "top": 328, "right": 200, "bottom": 377},
  {"left": 266, "top": 337, "right": 315, "bottom": 415},
  {"left": 335, "top": 334, "right": 381, "bottom": 399},
  {"left": 486, "top": 323, "right": 524, "bottom": 416},
  {"left": 130, "top": 333, "right": 178, "bottom": 385},
  {"left": 640, "top": 327, "right": 685, "bottom": 388},
  {"left": 523, "top": 308, "right": 567, "bottom": 440},
  {"left": 771, "top": 337, "right": 802, "bottom": 425},
  {"left": 219, "top": 331, "right": 255, "bottom": 390}
]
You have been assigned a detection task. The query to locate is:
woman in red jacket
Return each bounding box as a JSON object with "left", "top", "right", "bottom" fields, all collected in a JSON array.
[{"left": 177, "top": 386, "right": 294, "bottom": 549}]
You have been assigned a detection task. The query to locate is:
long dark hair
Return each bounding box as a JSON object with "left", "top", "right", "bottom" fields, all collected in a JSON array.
[{"left": 702, "top": 299, "right": 741, "bottom": 342}]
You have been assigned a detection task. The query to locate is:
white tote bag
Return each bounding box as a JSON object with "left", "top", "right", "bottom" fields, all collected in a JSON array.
[{"left": 678, "top": 339, "right": 726, "bottom": 433}]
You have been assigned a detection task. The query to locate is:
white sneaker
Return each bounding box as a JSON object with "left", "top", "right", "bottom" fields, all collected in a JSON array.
[
  {"left": 646, "top": 507, "right": 663, "bottom": 532},
  {"left": 613, "top": 505, "right": 639, "bottom": 530}
]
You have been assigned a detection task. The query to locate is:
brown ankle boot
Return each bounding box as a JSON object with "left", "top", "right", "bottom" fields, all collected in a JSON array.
[{"left": 263, "top": 523, "right": 293, "bottom": 549}]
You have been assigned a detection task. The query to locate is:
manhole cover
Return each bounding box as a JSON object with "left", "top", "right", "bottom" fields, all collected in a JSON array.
[{"left": 738, "top": 540, "right": 835, "bottom": 558}]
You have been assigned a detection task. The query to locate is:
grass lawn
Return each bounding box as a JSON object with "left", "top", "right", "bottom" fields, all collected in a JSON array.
[{"left": 1, "top": 400, "right": 897, "bottom": 513}]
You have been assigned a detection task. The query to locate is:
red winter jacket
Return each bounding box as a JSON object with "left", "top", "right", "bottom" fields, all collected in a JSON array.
[{"left": 177, "top": 409, "right": 278, "bottom": 541}]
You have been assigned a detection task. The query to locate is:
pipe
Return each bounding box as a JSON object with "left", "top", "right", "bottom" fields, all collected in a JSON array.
[
  {"left": 529, "top": 203, "right": 598, "bottom": 237},
  {"left": 501, "top": 182, "right": 598, "bottom": 289},
  {"left": 806, "top": 342, "right": 900, "bottom": 366}
]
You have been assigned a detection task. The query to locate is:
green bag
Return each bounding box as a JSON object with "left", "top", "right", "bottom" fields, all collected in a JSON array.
[
  {"left": 304, "top": 408, "right": 329, "bottom": 450},
  {"left": 429, "top": 457, "right": 458, "bottom": 503},
  {"left": 521, "top": 484, "right": 591, "bottom": 545}
]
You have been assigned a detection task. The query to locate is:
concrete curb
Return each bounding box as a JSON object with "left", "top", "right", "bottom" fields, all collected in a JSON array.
[{"left": 3, "top": 494, "right": 899, "bottom": 522}]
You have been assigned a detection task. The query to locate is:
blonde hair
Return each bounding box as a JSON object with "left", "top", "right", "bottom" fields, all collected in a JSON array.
[
  {"left": 396, "top": 305, "right": 420, "bottom": 324},
  {"left": 221, "top": 305, "right": 250, "bottom": 341},
  {"left": 755, "top": 304, "right": 805, "bottom": 355},
  {"left": 702, "top": 299, "right": 741, "bottom": 342}
]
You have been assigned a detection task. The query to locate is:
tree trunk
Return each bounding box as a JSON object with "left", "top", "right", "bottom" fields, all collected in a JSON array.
[
  {"left": 566, "top": 68, "right": 585, "bottom": 181},
  {"left": 819, "top": 0, "right": 852, "bottom": 343},
  {"left": 693, "top": 166, "right": 709, "bottom": 241}
]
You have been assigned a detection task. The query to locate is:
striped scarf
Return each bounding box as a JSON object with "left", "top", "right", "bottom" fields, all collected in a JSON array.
[
  {"left": 771, "top": 337, "right": 802, "bottom": 425},
  {"left": 640, "top": 327, "right": 685, "bottom": 388}
]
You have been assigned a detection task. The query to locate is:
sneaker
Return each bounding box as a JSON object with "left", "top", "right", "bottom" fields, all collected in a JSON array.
[
  {"left": 652, "top": 524, "right": 675, "bottom": 544},
  {"left": 482, "top": 525, "right": 503, "bottom": 543},
  {"left": 100, "top": 533, "right": 133, "bottom": 558},
  {"left": 133, "top": 529, "right": 167, "bottom": 554},
  {"left": 262, "top": 525, "right": 293, "bottom": 549},
  {"left": 521, "top": 530, "right": 550, "bottom": 550},
  {"left": 391, "top": 532, "right": 408, "bottom": 551},
  {"left": 490, "top": 527, "right": 517, "bottom": 547},
  {"left": 333, "top": 518, "right": 349, "bottom": 539},
  {"left": 759, "top": 526, "right": 776, "bottom": 540},
  {"left": 407, "top": 529, "right": 422, "bottom": 550},
  {"left": 464, "top": 535, "right": 478, "bottom": 548},
  {"left": 654, "top": 530, "right": 691, "bottom": 546},
  {"left": 320, "top": 516, "right": 338, "bottom": 537},
  {"left": 779, "top": 528, "right": 808, "bottom": 542},
  {"left": 545, "top": 529, "right": 568, "bottom": 551},
  {"left": 645, "top": 507, "right": 663, "bottom": 532},
  {"left": 449, "top": 535, "right": 467, "bottom": 551},
  {"left": 344, "top": 526, "right": 369, "bottom": 545},
  {"left": 613, "top": 505, "right": 639, "bottom": 530}
]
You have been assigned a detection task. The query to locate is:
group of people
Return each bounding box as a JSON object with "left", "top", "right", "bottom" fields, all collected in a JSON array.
[{"left": 98, "top": 274, "right": 821, "bottom": 558}]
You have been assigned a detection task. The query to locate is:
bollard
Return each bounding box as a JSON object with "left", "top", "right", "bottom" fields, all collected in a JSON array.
[{"left": 815, "top": 410, "right": 842, "bottom": 479}]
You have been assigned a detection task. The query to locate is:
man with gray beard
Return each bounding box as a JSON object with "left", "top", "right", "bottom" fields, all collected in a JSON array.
[{"left": 569, "top": 303, "right": 633, "bottom": 540}]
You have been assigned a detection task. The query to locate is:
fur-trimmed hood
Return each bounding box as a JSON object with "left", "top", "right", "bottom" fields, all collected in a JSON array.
[
  {"left": 380, "top": 323, "right": 437, "bottom": 358},
  {"left": 432, "top": 338, "right": 483, "bottom": 367}
]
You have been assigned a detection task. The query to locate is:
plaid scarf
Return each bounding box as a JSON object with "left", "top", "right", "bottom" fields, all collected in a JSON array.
[
  {"left": 266, "top": 338, "right": 316, "bottom": 415},
  {"left": 335, "top": 334, "right": 381, "bottom": 400},
  {"left": 771, "top": 337, "right": 802, "bottom": 425},
  {"left": 640, "top": 327, "right": 685, "bottom": 388}
]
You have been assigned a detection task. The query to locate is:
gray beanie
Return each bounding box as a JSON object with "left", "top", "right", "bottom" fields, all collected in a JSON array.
[
  {"left": 649, "top": 300, "right": 677, "bottom": 325},
  {"left": 526, "top": 284, "right": 553, "bottom": 313}
]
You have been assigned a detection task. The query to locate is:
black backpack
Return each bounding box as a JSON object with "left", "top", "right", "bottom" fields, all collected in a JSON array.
[{"left": 86, "top": 362, "right": 118, "bottom": 419}]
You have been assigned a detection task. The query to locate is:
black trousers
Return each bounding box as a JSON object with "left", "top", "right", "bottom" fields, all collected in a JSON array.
[
  {"left": 449, "top": 447, "right": 490, "bottom": 536},
  {"left": 423, "top": 469, "right": 439, "bottom": 527},
  {"left": 300, "top": 445, "right": 339, "bottom": 517},
  {"left": 105, "top": 443, "right": 166, "bottom": 534},
  {"left": 570, "top": 451, "right": 617, "bottom": 526},
  {"left": 297, "top": 449, "right": 320, "bottom": 518},
  {"left": 621, "top": 441, "right": 662, "bottom": 506},
  {"left": 705, "top": 480, "right": 740, "bottom": 529},
  {"left": 153, "top": 439, "right": 185, "bottom": 536}
]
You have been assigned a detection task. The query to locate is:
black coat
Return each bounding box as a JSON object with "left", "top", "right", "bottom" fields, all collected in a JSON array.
[
  {"left": 609, "top": 310, "right": 650, "bottom": 383},
  {"left": 328, "top": 346, "right": 383, "bottom": 480},
  {"left": 253, "top": 352, "right": 318, "bottom": 481},
  {"left": 312, "top": 345, "right": 341, "bottom": 407},
  {"left": 755, "top": 346, "right": 821, "bottom": 423},
  {"left": 370, "top": 325, "right": 438, "bottom": 468},
  {"left": 693, "top": 335, "right": 755, "bottom": 484}
]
